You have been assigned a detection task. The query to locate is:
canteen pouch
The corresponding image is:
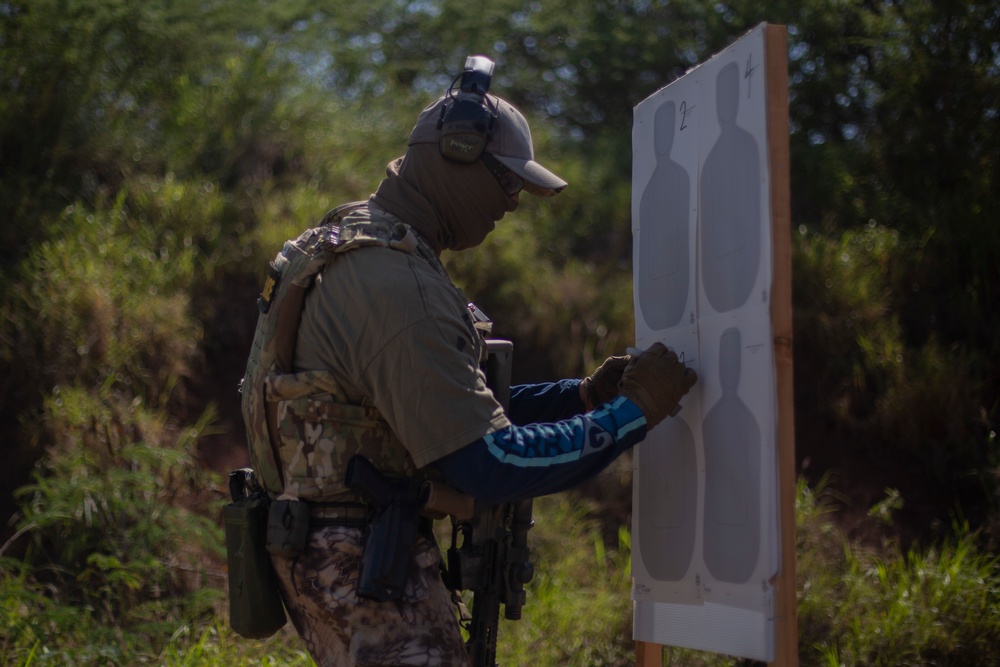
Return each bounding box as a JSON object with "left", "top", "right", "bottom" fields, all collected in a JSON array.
[{"left": 224, "top": 469, "right": 287, "bottom": 639}]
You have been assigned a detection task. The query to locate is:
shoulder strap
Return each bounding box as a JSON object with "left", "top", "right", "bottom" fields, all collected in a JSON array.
[{"left": 269, "top": 201, "right": 366, "bottom": 372}]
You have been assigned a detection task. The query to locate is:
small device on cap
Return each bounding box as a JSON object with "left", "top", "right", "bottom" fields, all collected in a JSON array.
[{"left": 437, "top": 56, "right": 497, "bottom": 162}]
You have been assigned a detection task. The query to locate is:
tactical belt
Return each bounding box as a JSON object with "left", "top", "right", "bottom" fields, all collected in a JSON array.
[{"left": 309, "top": 501, "right": 369, "bottom": 527}]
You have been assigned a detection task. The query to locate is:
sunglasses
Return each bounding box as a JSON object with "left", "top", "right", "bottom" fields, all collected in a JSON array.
[{"left": 481, "top": 152, "right": 524, "bottom": 196}]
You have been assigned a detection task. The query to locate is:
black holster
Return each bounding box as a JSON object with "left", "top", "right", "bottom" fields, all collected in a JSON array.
[{"left": 345, "top": 455, "right": 426, "bottom": 602}]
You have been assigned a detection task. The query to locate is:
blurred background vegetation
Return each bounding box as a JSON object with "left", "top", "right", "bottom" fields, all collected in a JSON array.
[{"left": 1, "top": 0, "right": 998, "bottom": 664}]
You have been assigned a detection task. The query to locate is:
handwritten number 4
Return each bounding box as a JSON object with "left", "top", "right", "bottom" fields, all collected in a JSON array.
[
  {"left": 744, "top": 55, "right": 758, "bottom": 98},
  {"left": 678, "top": 54, "right": 756, "bottom": 129}
]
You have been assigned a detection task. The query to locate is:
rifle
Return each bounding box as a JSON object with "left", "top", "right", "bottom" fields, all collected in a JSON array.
[{"left": 444, "top": 338, "right": 535, "bottom": 667}]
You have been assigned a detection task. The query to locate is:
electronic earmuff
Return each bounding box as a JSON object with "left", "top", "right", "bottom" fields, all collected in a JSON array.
[{"left": 437, "top": 56, "right": 497, "bottom": 163}]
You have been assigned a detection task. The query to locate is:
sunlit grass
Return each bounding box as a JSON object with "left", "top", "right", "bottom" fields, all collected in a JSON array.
[
  {"left": 495, "top": 494, "right": 634, "bottom": 667},
  {"left": 796, "top": 480, "right": 1000, "bottom": 666},
  {"left": 159, "top": 621, "right": 314, "bottom": 667}
]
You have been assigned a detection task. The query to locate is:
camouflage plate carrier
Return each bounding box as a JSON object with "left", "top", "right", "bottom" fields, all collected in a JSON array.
[{"left": 240, "top": 202, "right": 443, "bottom": 501}]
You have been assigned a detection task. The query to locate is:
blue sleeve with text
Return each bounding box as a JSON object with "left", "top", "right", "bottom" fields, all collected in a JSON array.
[{"left": 431, "top": 396, "right": 647, "bottom": 504}]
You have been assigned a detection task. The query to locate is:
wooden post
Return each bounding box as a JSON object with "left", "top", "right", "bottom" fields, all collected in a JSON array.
[
  {"left": 636, "top": 640, "right": 663, "bottom": 667},
  {"left": 764, "top": 23, "right": 799, "bottom": 667}
]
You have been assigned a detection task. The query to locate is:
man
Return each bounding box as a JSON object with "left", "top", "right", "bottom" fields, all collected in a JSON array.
[{"left": 240, "top": 57, "right": 696, "bottom": 666}]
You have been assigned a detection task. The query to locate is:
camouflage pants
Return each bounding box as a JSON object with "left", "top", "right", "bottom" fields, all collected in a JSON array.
[{"left": 271, "top": 525, "right": 469, "bottom": 667}]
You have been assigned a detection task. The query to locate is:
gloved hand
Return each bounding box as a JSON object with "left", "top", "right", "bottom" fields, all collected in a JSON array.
[
  {"left": 580, "top": 354, "right": 631, "bottom": 410},
  {"left": 619, "top": 342, "right": 697, "bottom": 428}
]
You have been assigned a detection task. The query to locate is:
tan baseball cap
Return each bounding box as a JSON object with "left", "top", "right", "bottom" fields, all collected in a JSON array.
[{"left": 408, "top": 94, "right": 568, "bottom": 197}]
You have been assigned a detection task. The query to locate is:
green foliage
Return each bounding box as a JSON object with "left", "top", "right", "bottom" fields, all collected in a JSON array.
[
  {"left": 792, "top": 222, "right": 996, "bottom": 506},
  {"left": 496, "top": 495, "right": 634, "bottom": 667},
  {"left": 2, "top": 182, "right": 225, "bottom": 410},
  {"left": 2, "top": 387, "right": 224, "bottom": 663},
  {"left": 797, "top": 481, "right": 1000, "bottom": 666},
  {"left": 793, "top": 222, "right": 905, "bottom": 424},
  {"left": 5, "top": 478, "right": 1000, "bottom": 666},
  {"left": 1, "top": 0, "right": 234, "bottom": 260},
  {"left": 446, "top": 213, "right": 635, "bottom": 382},
  {"left": 0, "top": 172, "right": 236, "bottom": 663},
  {"left": 1, "top": 0, "right": 999, "bottom": 664},
  {"left": 158, "top": 624, "right": 317, "bottom": 667}
]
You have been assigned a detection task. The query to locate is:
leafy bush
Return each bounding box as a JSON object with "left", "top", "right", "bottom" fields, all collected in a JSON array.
[
  {"left": 792, "top": 223, "right": 997, "bottom": 521},
  {"left": 0, "top": 179, "right": 234, "bottom": 664},
  {"left": 445, "top": 214, "right": 635, "bottom": 384},
  {"left": 797, "top": 480, "right": 1000, "bottom": 666},
  {"left": 792, "top": 222, "right": 905, "bottom": 425},
  {"left": 2, "top": 387, "right": 223, "bottom": 663},
  {"left": 2, "top": 186, "right": 217, "bottom": 406}
]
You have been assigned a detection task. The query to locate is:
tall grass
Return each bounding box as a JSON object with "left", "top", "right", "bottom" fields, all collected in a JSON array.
[
  {"left": 0, "top": 394, "right": 225, "bottom": 664},
  {"left": 494, "top": 495, "right": 634, "bottom": 667},
  {"left": 5, "top": 470, "right": 1000, "bottom": 665},
  {"left": 797, "top": 480, "right": 1000, "bottom": 666}
]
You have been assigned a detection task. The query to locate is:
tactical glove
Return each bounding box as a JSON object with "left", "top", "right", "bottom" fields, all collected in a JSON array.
[
  {"left": 619, "top": 342, "right": 697, "bottom": 429},
  {"left": 580, "top": 354, "right": 631, "bottom": 410}
]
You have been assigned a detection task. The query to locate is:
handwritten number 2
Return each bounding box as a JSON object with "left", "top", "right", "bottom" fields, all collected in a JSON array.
[{"left": 679, "top": 100, "right": 693, "bottom": 130}]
